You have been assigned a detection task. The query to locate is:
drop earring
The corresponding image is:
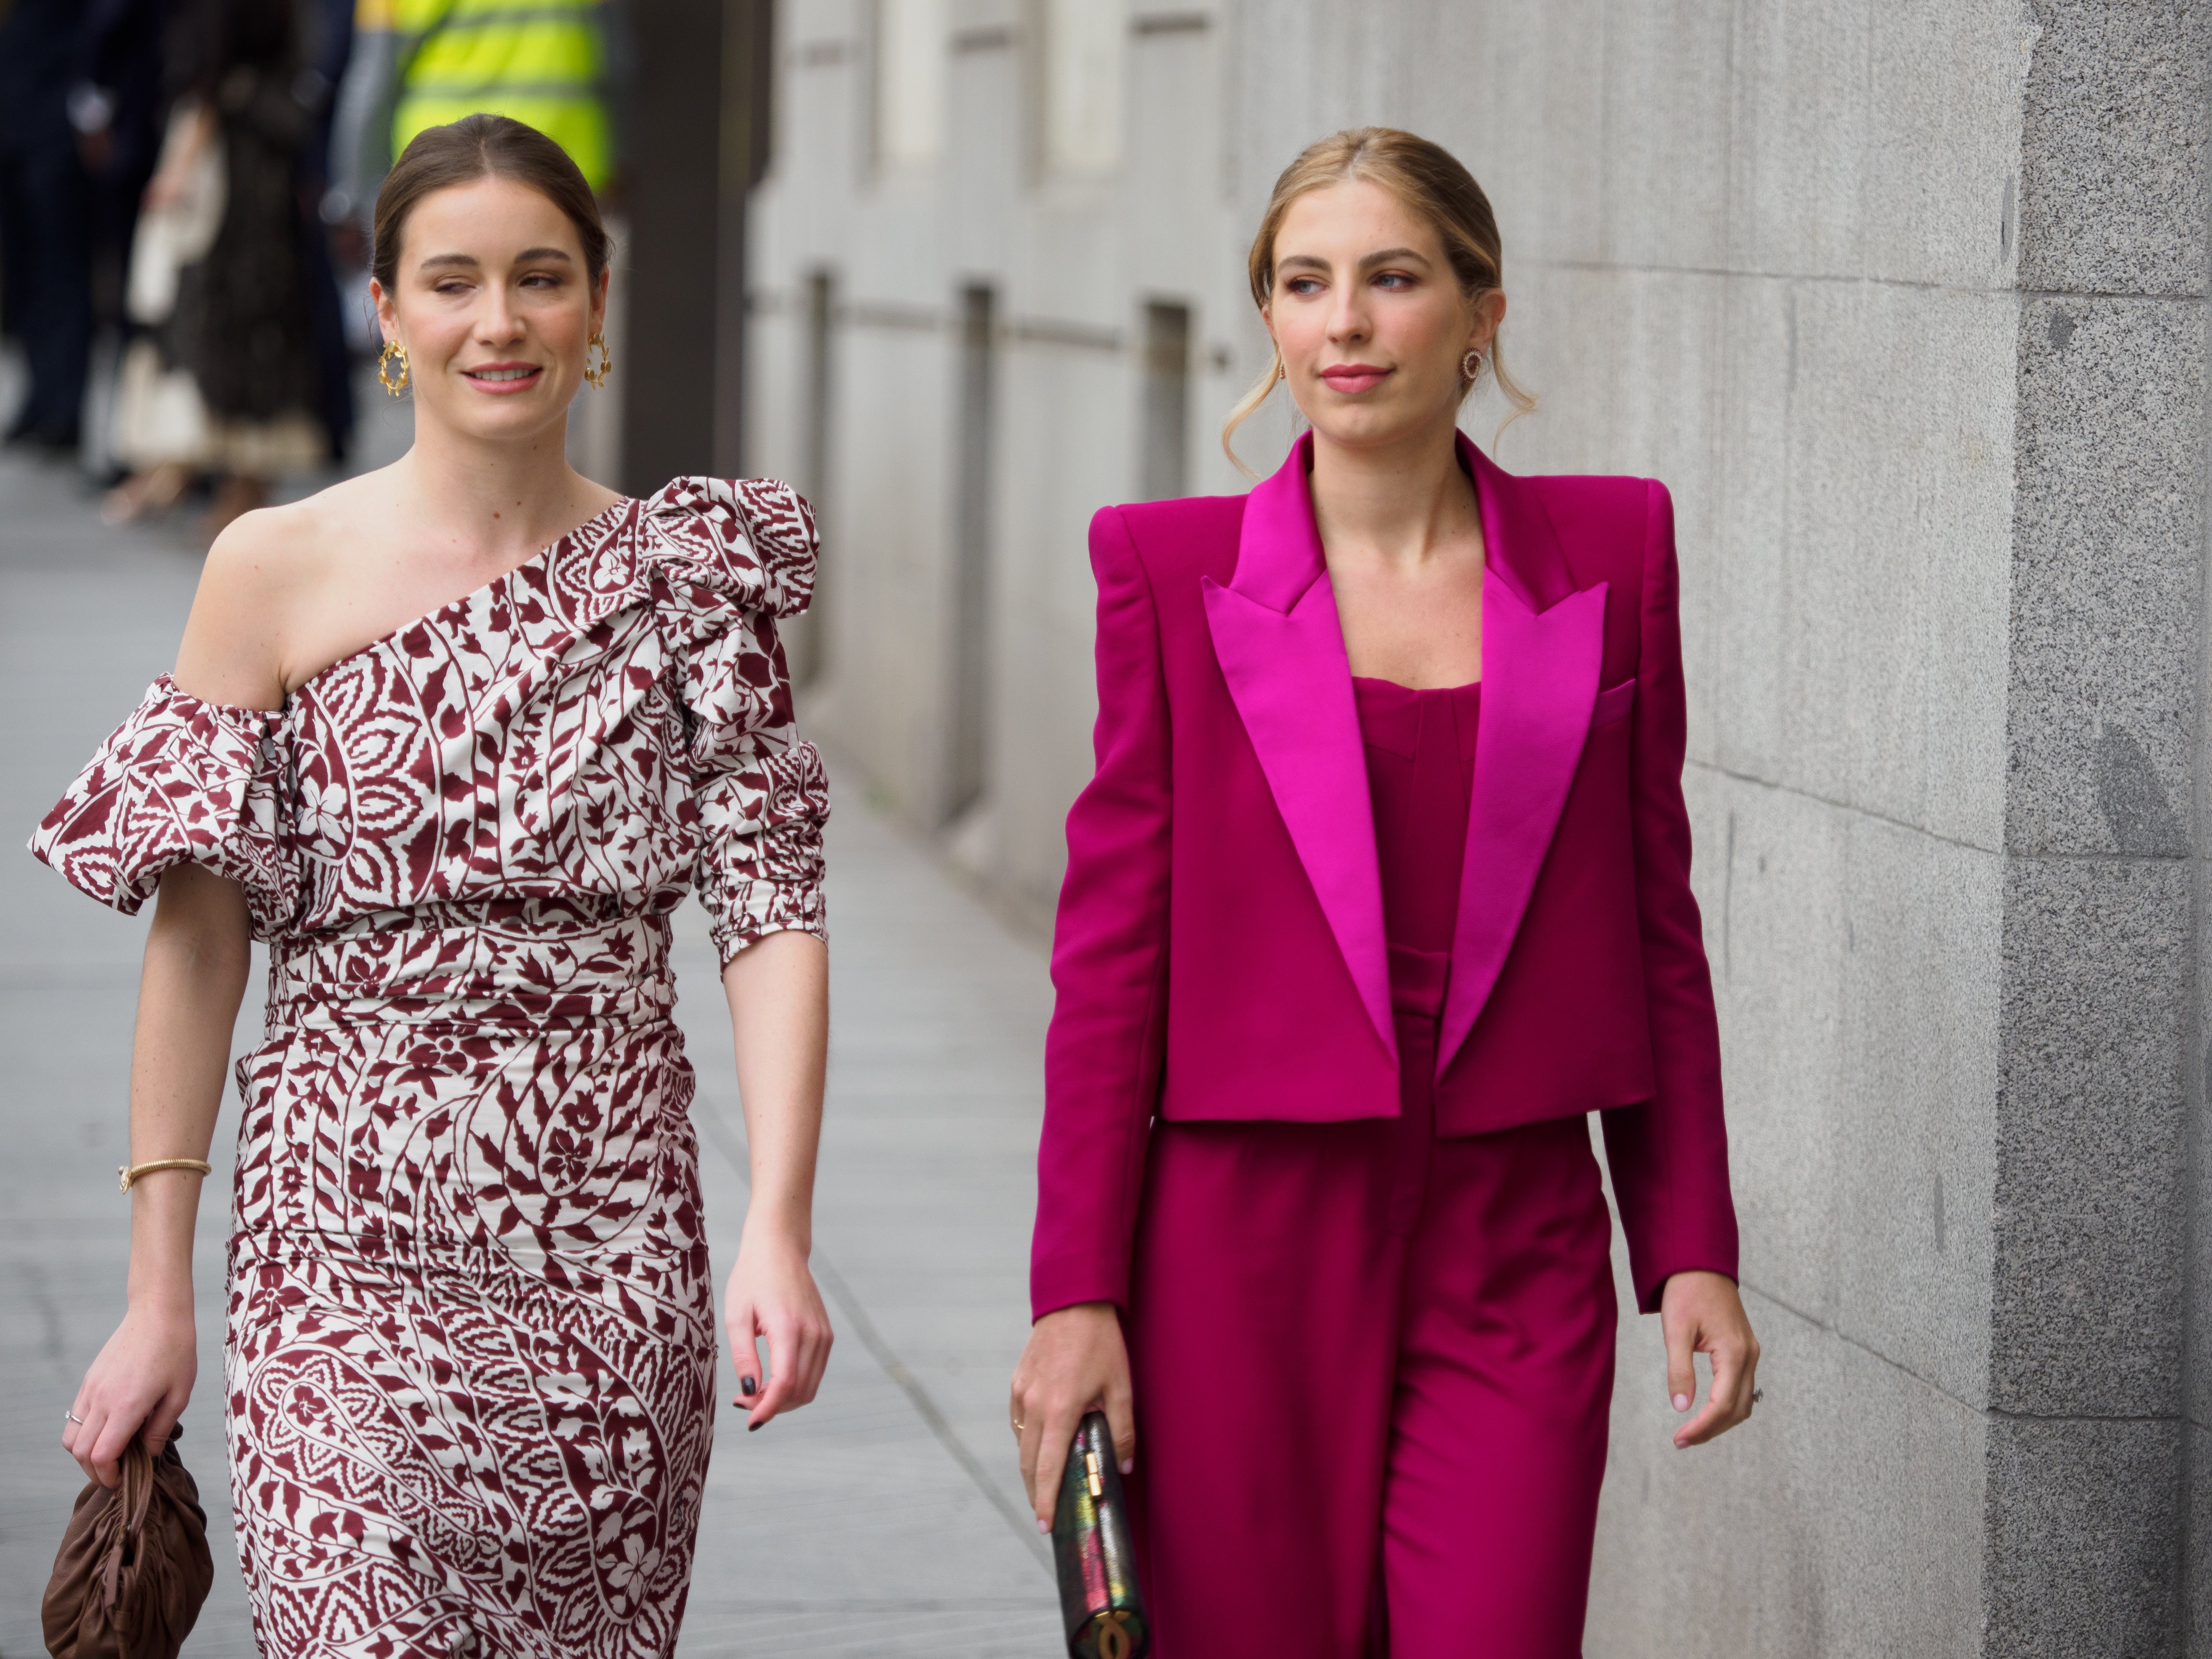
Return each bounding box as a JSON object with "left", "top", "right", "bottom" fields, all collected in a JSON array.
[
  {"left": 379, "top": 339, "right": 410, "bottom": 396},
  {"left": 585, "top": 331, "right": 612, "bottom": 390}
]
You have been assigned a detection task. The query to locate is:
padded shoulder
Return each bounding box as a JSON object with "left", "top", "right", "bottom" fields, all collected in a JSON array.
[
  {"left": 1523, "top": 473, "right": 1665, "bottom": 592},
  {"left": 1101, "top": 492, "right": 1247, "bottom": 592}
]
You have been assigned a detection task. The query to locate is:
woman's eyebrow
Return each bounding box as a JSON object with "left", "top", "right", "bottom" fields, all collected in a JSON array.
[
  {"left": 1277, "top": 247, "right": 1433, "bottom": 276},
  {"left": 416, "top": 247, "right": 575, "bottom": 271}
]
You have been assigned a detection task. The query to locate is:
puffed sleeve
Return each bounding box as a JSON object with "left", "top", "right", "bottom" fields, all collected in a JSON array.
[
  {"left": 638, "top": 476, "right": 830, "bottom": 966},
  {"left": 27, "top": 673, "right": 297, "bottom": 938}
]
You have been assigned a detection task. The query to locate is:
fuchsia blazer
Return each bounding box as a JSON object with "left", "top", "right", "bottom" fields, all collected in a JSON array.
[{"left": 1030, "top": 434, "right": 1738, "bottom": 1320}]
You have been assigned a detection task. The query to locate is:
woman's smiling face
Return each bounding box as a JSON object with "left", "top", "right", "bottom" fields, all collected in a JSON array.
[
  {"left": 1266, "top": 177, "right": 1502, "bottom": 455},
  {"left": 372, "top": 174, "right": 607, "bottom": 443}
]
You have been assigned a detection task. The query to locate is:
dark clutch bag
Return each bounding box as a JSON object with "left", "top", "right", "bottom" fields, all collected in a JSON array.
[
  {"left": 42, "top": 1423, "right": 214, "bottom": 1659},
  {"left": 1051, "top": 1411, "right": 1150, "bottom": 1659}
]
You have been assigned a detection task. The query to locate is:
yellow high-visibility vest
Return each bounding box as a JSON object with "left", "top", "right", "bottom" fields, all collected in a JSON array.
[{"left": 385, "top": 0, "right": 611, "bottom": 193}]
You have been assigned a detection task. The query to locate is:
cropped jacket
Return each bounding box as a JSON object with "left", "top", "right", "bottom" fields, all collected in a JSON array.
[{"left": 1030, "top": 434, "right": 1738, "bottom": 1320}]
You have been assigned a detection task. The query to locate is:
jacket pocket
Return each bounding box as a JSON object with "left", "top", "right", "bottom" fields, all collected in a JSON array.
[{"left": 1592, "top": 676, "right": 1636, "bottom": 729}]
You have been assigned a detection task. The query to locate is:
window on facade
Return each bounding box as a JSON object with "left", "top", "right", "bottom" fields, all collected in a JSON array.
[
  {"left": 948, "top": 284, "right": 998, "bottom": 820},
  {"left": 876, "top": 0, "right": 946, "bottom": 169},
  {"left": 1141, "top": 300, "right": 1190, "bottom": 501},
  {"left": 1042, "top": 0, "right": 1125, "bottom": 175},
  {"left": 795, "top": 268, "right": 837, "bottom": 686}
]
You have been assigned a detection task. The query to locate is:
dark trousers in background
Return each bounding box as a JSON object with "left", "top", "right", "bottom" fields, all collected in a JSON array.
[{"left": 0, "top": 131, "right": 92, "bottom": 446}]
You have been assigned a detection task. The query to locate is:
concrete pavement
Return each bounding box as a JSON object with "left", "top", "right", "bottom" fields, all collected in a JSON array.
[{"left": 0, "top": 440, "right": 1064, "bottom": 1654}]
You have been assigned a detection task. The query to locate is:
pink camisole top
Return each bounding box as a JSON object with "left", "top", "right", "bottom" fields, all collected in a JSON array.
[{"left": 1351, "top": 677, "right": 1481, "bottom": 1030}]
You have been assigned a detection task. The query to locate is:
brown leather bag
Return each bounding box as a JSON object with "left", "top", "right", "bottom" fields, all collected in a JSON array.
[{"left": 41, "top": 1423, "right": 214, "bottom": 1659}]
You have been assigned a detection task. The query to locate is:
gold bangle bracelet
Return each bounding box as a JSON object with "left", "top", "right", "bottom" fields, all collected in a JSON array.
[{"left": 118, "top": 1158, "right": 213, "bottom": 1193}]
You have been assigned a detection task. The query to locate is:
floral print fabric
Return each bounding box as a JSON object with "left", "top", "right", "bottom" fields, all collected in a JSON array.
[{"left": 30, "top": 478, "right": 828, "bottom": 1658}]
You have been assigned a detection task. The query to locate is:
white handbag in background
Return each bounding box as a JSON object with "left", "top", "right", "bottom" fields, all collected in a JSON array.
[{"left": 127, "top": 102, "right": 225, "bottom": 327}]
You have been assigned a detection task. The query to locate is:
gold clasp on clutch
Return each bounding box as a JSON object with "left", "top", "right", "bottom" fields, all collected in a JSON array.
[
  {"left": 1085, "top": 1448, "right": 1104, "bottom": 1499},
  {"left": 1095, "top": 1610, "right": 1135, "bottom": 1659}
]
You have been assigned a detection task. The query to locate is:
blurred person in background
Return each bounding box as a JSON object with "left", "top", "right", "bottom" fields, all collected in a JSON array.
[
  {"left": 0, "top": 0, "right": 96, "bottom": 454},
  {"left": 297, "top": 0, "right": 358, "bottom": 464},
  {"left": 71, "top": 0, "right": 175, "bottom": 442},
  {"left": 107, "top": 0, "right": 331, "bottom": 533},
  {"left": 101, "top": 54, "right": 222, "bottom": 522},
  {"left": 330, "top": 0, "right": 622, "bottom": 228},
  {"left": 107, "top": 0, "right": 356, "bottom": 523}
]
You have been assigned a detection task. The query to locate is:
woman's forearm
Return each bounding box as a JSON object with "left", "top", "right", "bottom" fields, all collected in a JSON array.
[
  {"left": 126, "top": 865, "right": 252, "bottom": 1307},
  {"left": 154, "top": 102, "right": 215, "bottom": 186},
  {"left": 721, "top": 929, "right": 829, "bottom": 1249}
]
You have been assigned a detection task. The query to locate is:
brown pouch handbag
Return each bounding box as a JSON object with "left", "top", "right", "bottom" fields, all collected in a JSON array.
[{"left": 42, "top": 1423, "right": 214, "bottom": 1659}]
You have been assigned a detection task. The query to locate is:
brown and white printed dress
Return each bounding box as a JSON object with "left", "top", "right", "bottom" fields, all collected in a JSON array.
[{"left": 31, "top": 479, "right": 829, "bottom": 1658}]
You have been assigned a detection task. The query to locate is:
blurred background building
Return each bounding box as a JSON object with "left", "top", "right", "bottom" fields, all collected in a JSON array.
[
  {"left": 742, "top": 0, "right": 1248, "bottom": 908},
  {"left": 734, "top": 4, "right": 2210, "bottom": 1655}
]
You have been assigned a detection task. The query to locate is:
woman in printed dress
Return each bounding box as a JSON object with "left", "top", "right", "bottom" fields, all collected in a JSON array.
[{"left": 33, "top": 113, "right": 833, "bottom": 1656}]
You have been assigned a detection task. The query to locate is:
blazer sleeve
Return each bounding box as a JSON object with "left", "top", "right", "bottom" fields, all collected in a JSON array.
[
  {"left": 1030, "top": 506, "right": 1174, "bottom": 1320},
  {"left": 1599, "top": 480, "right": 1741, "bottom": 1313}
]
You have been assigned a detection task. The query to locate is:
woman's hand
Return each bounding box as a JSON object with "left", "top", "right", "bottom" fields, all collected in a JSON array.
[
  {"left": 723, "top": 1229, "right": 832, "bottom": 1431},
  {"left": 142, "top": 169, "right": 190, "bottom": 211},
  {"left": 718, "top": 930, "right": 832, "bottom": 1431},
  {"left": 62, "top": 1296, "right": 197, "bottom": 1489},
  {"left": 64, "top": 865, "right": 247, "bottom": 1489},
  {"left": 1661, "top": 1269, "right": 1760, "bottom": 1447},
  {"left": 1010, "top": 1301, "right": 1134, "bottom": 1533},
  {"left": 141, "top": 104, "right": 212, "bottom": 214}
]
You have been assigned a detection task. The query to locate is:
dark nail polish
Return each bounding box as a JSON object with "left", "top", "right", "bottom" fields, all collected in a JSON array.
[
  {"left": 747, "top": 1422, "right": 760, "bottom": 1433},
  {"left": 740, "top": 1376, "right": 757, "bottom": 1398}
]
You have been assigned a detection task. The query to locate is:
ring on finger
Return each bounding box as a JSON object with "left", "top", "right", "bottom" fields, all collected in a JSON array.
[{"left": 65, "top": 1411, "right": 84, "bottom": 1425}]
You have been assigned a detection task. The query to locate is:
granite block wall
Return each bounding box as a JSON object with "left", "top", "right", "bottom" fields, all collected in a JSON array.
[{"left": 1995, "top": 7, "right": 2207, "bottom": 1656}]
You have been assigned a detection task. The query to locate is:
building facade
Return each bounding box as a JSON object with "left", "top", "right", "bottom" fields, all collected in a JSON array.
[
  {"left": 743, "top": 3, "right": 2210, "bottom": 1653},
  {"left": 745, "top": 0, "right": 1255, "bottom": 916}
]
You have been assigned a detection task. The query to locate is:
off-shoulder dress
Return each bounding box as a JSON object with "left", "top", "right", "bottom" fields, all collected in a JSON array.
[{"left": 29, "top": 478, "right": 830, "bottom": 1658}]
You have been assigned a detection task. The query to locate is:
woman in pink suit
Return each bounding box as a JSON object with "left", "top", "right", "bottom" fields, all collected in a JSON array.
[{"left": 1010, "top": 128, "right": 1761, "bottom": 1657}]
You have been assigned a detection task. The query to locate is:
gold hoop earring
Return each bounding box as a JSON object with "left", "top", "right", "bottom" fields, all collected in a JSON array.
[
  {"left": 585, "top": 331, "right": 612, "bottom": 390},
  {"left": 378, "top": 339, "right": 410, "bottom": 396}
]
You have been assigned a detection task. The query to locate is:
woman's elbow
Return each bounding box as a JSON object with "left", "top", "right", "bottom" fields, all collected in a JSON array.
[{"left": 145, "top": 867, "right": 254, "bottom": 986}]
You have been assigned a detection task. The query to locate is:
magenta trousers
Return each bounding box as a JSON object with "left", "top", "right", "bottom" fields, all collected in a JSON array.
[{"left": 1123, "top": 995, "right": 1617, "bottom": 1658}]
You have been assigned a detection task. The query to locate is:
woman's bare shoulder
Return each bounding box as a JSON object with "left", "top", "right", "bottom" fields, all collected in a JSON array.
[{"left": 174, "top": 472, "right": 391, "bottom": 710}]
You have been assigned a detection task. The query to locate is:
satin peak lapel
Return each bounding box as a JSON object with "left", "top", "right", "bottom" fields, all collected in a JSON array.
[
  {"left": 1203, "top": 437, "right": 1394, "bottom": 1058},
  {"left": 1438, "top": 442, "right": 1608, "bottom": 1073}
]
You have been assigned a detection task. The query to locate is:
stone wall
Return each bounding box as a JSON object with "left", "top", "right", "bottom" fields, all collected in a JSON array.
[
  {"left": 744, "top": 2, "right": 2209, "bottom": 1647},
  {"left": 1995, "top": 6, "right": 2205, "bottom": 1654}
]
